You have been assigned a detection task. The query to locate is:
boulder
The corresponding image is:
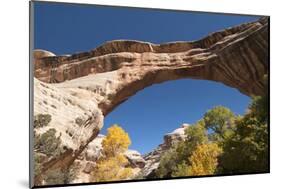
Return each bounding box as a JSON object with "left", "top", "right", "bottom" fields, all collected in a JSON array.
[{"left": 125, "top": 150, "right": 146, "bottom": 168}]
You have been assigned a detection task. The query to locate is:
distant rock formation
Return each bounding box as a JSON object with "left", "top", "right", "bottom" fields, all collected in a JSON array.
[
  {"left": 140, "top": 124, "right": 190, "bottom": 178},
  {"left": 33, "top": 17, "right": 269, "bottom": 183},
  {"left": 164, "top": 123, "right": 190, "bottom": 147}
]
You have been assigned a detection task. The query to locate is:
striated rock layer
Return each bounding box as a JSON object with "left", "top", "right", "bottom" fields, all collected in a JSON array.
[
  {"left": 33, "top": 17, "right": 269, "bottom": 184},
  {"left": 34, "top": 18, "right": 268, "bottom": 116}
]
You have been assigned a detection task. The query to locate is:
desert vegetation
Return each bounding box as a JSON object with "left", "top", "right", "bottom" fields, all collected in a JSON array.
[
  {"left": 153, "top": 93, "right": 268, "bottom": 178},
  {"left": 33, "top": 90, "right": 268, "bottom": 185},
  {"left": 33, "top": 89, "right": 268, "bottom": 185},
  {"left": 33, "top": 114, "right": 74, "bottom": 185},
  {"left": 34, "top": 114, "right": 51, "bottom": 128},
  {"left": 90, "top": 125, "right": 133, "bottom": 182}
]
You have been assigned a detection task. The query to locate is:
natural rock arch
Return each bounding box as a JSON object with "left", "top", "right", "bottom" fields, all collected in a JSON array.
[{"left": 33, "top": 17, "right": 268, "bottom": 183}]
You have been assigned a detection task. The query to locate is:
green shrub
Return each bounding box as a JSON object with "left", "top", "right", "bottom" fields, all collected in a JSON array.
[
  {"left": 34, "top": 114, "right": 52, "bottom": 128},
  {"left": 34, "top": 128, "right": 63, "bottom": 157},
  {"left": 44, "top": 164, "right": 79, "bottom": 185},
  {"left": 34, "top": 153, "right": 43, "bottom": 177}
]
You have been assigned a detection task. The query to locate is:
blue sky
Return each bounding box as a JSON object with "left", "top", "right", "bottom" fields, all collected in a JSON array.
[{"left": 34, "top": 2, "right": 259, "bottom": 154}]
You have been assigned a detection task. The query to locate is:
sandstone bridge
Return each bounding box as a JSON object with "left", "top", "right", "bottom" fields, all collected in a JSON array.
[{"left": 32, "top": 17, "right": 269, "bottom": 182}]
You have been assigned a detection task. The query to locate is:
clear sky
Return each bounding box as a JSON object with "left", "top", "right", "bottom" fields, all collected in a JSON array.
[{"left": 34, "top": 2, "right": 259, "bottom": 155}]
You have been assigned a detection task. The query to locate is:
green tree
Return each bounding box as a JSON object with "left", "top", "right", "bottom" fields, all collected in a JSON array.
[
  {"left": 203, "top": 106, "right": 235, "bottom": 143},
  {"left": 171, "top": 162, "right": 189, "bottom": 177},
  {"left": 184, "top": 120, "right": 208, "bottom": 155},
  {"left": 219, "top": 95, "right": 268, "bottom": 174},
  {"left": 155, "top": 146, "right": 181, "bottom": 178},
  {"left": 155, "top": 95, "right": 268, "bottom": 178}
]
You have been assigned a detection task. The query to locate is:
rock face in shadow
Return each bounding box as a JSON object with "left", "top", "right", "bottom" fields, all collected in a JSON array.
[{"left": 32, "top": 17, "right": 269, "bottom": 185}]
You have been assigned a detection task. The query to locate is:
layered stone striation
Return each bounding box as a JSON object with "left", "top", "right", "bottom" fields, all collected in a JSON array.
[{"left": 34, "top": 18, "right": 268, "bottom": 116}]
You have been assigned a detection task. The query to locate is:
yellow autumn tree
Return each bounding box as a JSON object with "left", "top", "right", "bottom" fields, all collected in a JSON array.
[
  {"left": 91, "top": 124, "right": 133, "bottom": 182},
  {"left": 187, "top": 143, "right": 222, "bottom": 176},
  {"left": 91, "top": 155, "right": 133, "bottom": 182},
  {"left": 102, "top": 124, "right": 131, "bottom": 157}
]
